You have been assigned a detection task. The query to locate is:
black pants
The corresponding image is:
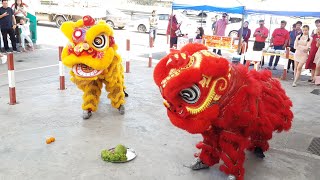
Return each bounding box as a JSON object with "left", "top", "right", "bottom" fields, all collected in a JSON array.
[
  {"left": 253, "top": 41, "right": 266, "bottom": 66},
  {"left": 287, "top": 47, "right": 295, "bottom": 71},
  {"left": 269, "top": 45, "right": 284, "bottom": 67},
  {"left": 213, "top": 49, "right": 221, "bottom": 55},
  {"left": 170, "top": 37, "right": 177, "bottom": 48},
  {"left": 1, "top": 28, "right": 17, "bottom": 51}
]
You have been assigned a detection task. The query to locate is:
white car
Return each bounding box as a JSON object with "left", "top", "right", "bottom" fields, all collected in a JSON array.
[{"left": 128, "top": 12, "right": 197, "bottom": 36}]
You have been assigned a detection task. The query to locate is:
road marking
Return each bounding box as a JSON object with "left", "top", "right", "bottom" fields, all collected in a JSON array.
[{"left": 0, "top": 64, "right": 59, "bottom": 75}]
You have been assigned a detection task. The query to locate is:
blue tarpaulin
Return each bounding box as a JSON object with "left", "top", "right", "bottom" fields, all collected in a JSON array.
[
  {"left": 172, "top": 0, "right": 320, "bottom": 17},
  {"left": 245, "top": 0, "right": 320, "bottom": 17},
  {"left": 172, "top": 0, "right": 245, "bottom": 14}
]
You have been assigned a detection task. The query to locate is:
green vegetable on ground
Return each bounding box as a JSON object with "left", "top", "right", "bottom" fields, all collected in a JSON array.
[{"left": 101, "top": 144, "right": 127, "bottom": 162}]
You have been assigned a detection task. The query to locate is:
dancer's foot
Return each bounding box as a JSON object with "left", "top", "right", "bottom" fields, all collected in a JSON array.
[
  {"left": 227, "top": 175, "right": 236, "bottom": 180},
  {"left": 254, "top": 147, "right": 265, "bottom": 158},
  {"left": 82, "top": 110, "right": 92, "bottom": 120},
  {"left": 124, "top": 91, "right": 129, "bottom": 97},
  {"left": 189, "top": 158, "right": 209, "bottom": 170},
  {"left": 118, "top": 105, "right": 125, "bottom": 115},
  {"left": 292, "top": 82, "right": 297, "bottom": 87}
]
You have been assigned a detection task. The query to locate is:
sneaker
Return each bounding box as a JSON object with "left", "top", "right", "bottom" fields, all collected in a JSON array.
[
  {"left": 13, "top": 50, "right": 21, "bottom": 54},
  {"left": 266, "top": 66, "right": 271, "bottom": 70},
  {"left": 272, "top": 67, "right": 277, "bottom": 70},
  {"left": 292, "top": 82, "right": 297, "bottom": 87}
]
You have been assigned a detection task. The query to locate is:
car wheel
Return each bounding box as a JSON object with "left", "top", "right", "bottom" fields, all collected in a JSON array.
[
  {"left": 55, "top": 16, "right": 66, "bottom": 28},
  {"left": 118, "top": 27, "right": 124, "bottom": 30},
  {"left": 229, "top": 30, "right": 238, "bottom": 38},
  {"left": 198, "top": 12, "right": 207, "bottom": 17},
  {"left": 106, "top": 20, "right": 115, "bottom": 28},
  {"left": 138, "top": 24, "right": 147, "bottom": 33}
]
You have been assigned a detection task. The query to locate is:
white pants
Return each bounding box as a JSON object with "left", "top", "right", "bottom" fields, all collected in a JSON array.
[{"left": 20, "top": 33, "right": 33, "bottom": 49}]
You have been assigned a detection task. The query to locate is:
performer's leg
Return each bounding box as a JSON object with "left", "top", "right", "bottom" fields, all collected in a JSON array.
[
  {"left": 81, "top": 80, "right": 102, "bottom": 119},
  {"left": 219, "top": 131, "right": 248, "bottom": 180},
  {"left": 190, "top": 131, "right": 220, "bottom": 170}
]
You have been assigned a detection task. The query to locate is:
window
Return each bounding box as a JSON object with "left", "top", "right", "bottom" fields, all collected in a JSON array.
[{"left": 159, "top": 14, "right": 169, "bottom": 21}]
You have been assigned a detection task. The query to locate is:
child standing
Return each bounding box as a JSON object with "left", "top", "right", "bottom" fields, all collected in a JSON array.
[{"left": 17, "top": 18, "right": 33, "bottom": 52}]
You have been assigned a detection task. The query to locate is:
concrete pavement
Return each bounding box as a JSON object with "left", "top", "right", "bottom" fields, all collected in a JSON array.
[{"left": 0, "top": 40, "right": 320, "bottom": 179}]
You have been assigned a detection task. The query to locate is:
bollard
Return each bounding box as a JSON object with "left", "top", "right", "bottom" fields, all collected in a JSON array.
[
  {"left": 125, "top": 38, "right": 130, "bottom": 73},
  {"left": 166, "top": 35, "right": 170, "bottom": 54},
  {"left": 148, "top": 36, "right": 153, "bottom": 67},
  {"left": 7, "top": 53, "right": 16, "bottom": 105},
  {"left": 58, "top": 46, "right": 65, "bottom": 90}
]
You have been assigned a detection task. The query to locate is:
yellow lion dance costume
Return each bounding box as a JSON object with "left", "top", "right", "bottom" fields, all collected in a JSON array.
[{"left": 60, "top": 16, "right": 125, "bottom": 119}]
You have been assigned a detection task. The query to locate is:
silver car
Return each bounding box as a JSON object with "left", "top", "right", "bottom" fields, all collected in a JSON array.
[{"left": 105, "top": 9, "right": 130, "bottom": 29}]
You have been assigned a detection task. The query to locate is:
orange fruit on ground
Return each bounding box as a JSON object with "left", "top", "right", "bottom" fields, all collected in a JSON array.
[
  {"left": 46, "top": 138, "right": 52, "bottom": 144},
  {"left": 49, "top": 137, "right": 55, "bottom": 142}
]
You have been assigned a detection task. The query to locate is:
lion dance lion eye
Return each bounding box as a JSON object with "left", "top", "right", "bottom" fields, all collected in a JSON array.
[
  {"left": 179, "top": 85, "right": 201, "bottom": 104},
  {"left": 93, "top": 35, "right": 108, "bottom": 49}
]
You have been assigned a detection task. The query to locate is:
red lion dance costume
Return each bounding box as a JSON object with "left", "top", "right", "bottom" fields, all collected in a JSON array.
[{"left": 153, "top": 44, "right": 293, "bottom": 180}]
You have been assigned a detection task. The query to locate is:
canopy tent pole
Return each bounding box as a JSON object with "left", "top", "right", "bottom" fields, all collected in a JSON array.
[{"left": 201, "top": 10, "right": 203, "bottom": 27}]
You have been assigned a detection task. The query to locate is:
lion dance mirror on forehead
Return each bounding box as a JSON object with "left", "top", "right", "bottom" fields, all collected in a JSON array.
[{"left": 154, "top": 43, "right": 293, "bottom": 180}]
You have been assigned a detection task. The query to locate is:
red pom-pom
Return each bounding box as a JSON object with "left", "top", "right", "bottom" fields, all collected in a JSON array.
[{"left": 83, "top": 15, "right": 95, "bottom": 26}]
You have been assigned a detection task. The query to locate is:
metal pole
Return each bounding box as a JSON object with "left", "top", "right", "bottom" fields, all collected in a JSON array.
[{"left": 201, "top": 10, "right": 203, "bottom": 27}]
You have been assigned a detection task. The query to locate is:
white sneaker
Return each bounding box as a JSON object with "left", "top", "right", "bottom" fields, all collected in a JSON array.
[
  {"left": 292, "top": 82, "right": 297, "bottom": 87},
  {"left": 1, "top": 55, "right": 7, "bottom": 64}
]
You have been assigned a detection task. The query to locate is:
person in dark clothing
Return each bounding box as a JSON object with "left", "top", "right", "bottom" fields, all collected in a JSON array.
[
  {"left": 195, "top": 27, "right": 204, "bottom": 40},
  {"left": 0, "top": 0, "right": 19, "bottom": 53},
  {"left": 288, "top": 21, "right": 302, "bottom": 73}
]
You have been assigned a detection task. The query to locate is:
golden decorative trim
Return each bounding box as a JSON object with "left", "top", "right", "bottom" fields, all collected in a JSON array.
[{"left": 186, "top": 77, "right": 228, "bottom": 115}]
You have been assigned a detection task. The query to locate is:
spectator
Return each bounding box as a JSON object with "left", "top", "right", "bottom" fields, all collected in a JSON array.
[
  {"left": 0, "top": 0, "right": 19, "bottom": 53},
  {"left": 149, "top": 10, "right": 158, "bottom": 47},
  {"left": 288, "top": 21, "right": 302, "bottom": 73},
  {"left": 253, "top": 20, "right": 269, "bottom": 66},
  {"left": 211, "top": 15, "right": 218, "bottom": 35},
  {"left": 17, "top": 18, "right": 33, "bottom": 52},
  {"left": 12, "top": 0, "right": 27, "bottom": 47},
  {"left": 166, "top": 15, "right": 180, "bottom": 48},
  {"left": 213, "top": 13, "right": 228, "bottom": 55},
  {"left": 237, "top": 21, "right": 251, "bottom": 65},
  {"left": 268, "top": 20, "right": 289, "bottom": 70},
  {"left": 195, "top": 27, "right": 204, "bottom": 40},
  {"left": 292, "top": 25, "right": 312, "bottom": 87},
  {"left": 306, "top": 22, "right": 320, "bottom": 83}
]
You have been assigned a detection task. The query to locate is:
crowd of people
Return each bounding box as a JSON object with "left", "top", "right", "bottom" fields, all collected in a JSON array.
[
  {"left": 0, "top": 0, "right": 33, "bottom": 59},
  {"left": 198, "top": 13, "right": 320, "bottom": 86}
]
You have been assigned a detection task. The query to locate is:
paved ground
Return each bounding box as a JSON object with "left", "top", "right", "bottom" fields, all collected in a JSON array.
[{"left": 0, "top": 25, "right": 319, "bottom": 180}]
